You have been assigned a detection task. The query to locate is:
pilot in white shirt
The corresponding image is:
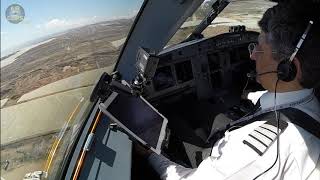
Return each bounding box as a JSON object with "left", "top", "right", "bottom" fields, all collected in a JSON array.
[
  {"left": 137, "top": 2, "right": 320, "bottom": 180},
  {"left": 148, "top": 89, "right": 320, "bottom": 180}
]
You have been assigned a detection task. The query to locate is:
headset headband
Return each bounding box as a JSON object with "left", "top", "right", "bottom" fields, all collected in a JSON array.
[{"left": 289, "top": 20, "right": 313, "bottom": 62}]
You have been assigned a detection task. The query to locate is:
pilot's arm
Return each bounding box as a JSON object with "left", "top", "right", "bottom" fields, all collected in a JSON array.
[{"left": 146, "top": 120, "right": 319, "bottom": 180}]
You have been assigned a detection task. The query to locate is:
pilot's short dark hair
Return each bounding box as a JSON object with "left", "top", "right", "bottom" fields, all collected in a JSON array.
[{"left": 258, "top": 2, "right": 320, "bottom": 88}]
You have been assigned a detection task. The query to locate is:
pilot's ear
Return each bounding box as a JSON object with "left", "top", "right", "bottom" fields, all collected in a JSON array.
[{"left": 293, "top": 57, "right": 302, "bottom": 80}]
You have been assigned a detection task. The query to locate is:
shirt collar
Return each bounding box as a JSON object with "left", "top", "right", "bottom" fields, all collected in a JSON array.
[{"left": 259, "top": 89, "right": 314, "bottom": 110}]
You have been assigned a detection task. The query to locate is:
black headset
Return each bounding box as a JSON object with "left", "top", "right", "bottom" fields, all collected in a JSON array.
[{"left": 276, "top": 20, "right": 314, "bottom": 82}]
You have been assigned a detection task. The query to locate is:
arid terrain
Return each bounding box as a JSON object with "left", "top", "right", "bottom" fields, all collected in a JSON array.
[
  {"left": 1, "top": 19, "right": 133, "bottom": 107},
  {"left": 1, "top": 18, "right": 133, "bottom": 179}
]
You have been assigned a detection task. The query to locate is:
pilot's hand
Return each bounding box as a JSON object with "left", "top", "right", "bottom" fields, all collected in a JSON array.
[{"left": 133, "top": 142, "right": 153, "bottom": 159}]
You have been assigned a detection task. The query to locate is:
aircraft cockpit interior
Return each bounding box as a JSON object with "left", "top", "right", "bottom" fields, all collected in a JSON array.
[
  {"left": 57, "top": 0, "right": 320, "bottom": 179},
  {"left": 131, "top": 28, "right": 265, "bottom": 179},
  {"left": 3, "top": 0, "right": 319, "bottom": 179},
  {"left": 65, "top": 26, "right": 266, "bottom": 179}
]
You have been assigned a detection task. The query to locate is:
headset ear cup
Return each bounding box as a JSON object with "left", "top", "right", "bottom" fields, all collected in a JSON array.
[{"left": 277, "top": 60, "right": 297, "bottom": 82}]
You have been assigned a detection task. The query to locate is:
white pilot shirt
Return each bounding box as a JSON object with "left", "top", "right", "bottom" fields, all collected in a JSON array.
[{"left": 148, "top": 89, "right": 320, "bottom": 180}]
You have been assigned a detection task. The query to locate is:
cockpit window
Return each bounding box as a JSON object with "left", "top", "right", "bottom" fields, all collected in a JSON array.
[
  {"left": 166, "top": 0, "right": 216, "bottom": 46},
  {"left": 1, "top": 0, "right": 144, "bottom": 179},
  {"left": 166, "top": 0, "right": 276, "bottom": 47}
]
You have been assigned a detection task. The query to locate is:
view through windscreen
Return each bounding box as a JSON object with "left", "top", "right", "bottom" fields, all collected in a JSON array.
[
  {"left": 1, "top": 0, "right": 143, "bottom": 179},
  {"left": 167, "top": 0, "right": 275, "bottom": 47}
]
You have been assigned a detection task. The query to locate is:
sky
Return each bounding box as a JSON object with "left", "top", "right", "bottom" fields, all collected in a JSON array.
[{"left": 1, "top": 0, "right": 144, "bottom": 56}]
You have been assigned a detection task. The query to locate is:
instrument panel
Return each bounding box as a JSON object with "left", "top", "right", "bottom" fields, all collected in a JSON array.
[{"left": 145, "top": 31, "right": 260, "bottom": 101}]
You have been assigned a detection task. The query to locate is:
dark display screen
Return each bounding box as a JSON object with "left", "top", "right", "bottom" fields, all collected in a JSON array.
[{"left": 107, "top": 94, "right": 163, "bottom": 148}]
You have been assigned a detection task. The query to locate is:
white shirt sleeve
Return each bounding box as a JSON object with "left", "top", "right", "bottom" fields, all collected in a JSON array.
[
  {"left": 148, "top": 121, "right": 320, "bottom": 180},
  {"left": 147, "top": 121, "right": 270, "bottom": 180},
  {"left": 148, "top": 153, "right": 196, "bottom": 179},
  {"left": 148, "top": 151, "right": 242, "bottom": 180}
]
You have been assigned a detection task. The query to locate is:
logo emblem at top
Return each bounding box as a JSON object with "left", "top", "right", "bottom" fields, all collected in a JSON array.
[{"left": 6, "top": 4, "right": 25, "bottom": 24}]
